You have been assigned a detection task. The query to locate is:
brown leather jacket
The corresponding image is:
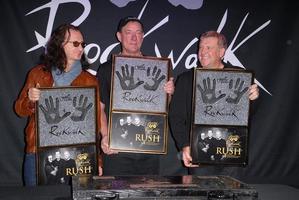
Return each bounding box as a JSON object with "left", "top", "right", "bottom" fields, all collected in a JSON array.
[{"left": 14, "top": 65, "right": 102, "bottom": 154}]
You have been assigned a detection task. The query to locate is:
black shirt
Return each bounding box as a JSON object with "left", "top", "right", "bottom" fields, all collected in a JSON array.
[{"left": 96, "top": 59, "right": 112, "bottom": 118}]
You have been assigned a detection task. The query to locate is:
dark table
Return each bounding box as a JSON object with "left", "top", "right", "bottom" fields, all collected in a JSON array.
[{"left": 0, "top": 184, "right": 298, "bottom": 200}]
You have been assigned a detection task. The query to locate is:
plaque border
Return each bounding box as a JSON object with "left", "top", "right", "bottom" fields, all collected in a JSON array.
[
  {"left": 192, "top": 68, "right": 253, "bottom": 126},
  {"left": 108, "top": 111, "right": 168, "bottom": 154},
  {"left": 110, "top": 54, "right": 171, "bottom": 114},
  {"left": 36, "top": 86, "right": 97, "bottom": 148},
  {"left": 190, "top": 68, "right": 253, "bottom": 166},
  {"left": 108, "top": 55, "right": 171, "bottom": 155}
]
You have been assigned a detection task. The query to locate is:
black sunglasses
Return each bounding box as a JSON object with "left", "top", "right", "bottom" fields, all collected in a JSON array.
[{"left": 67, "top": 41, "right": 86, "bottom": 48}]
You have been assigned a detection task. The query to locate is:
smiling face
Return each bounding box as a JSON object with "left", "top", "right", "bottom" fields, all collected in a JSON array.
[
  {"left": 207, "top": 130, "right": 213, "bottom": 138},
  {"left": 63, "top": 29, "right": 84, "bottom": 71},
  {"left": 198, "top": 36, "right": 225, "bottom": 69},
  {"left": 215, "top": 130, "right": 222, "bottom": 139},
  {"left": 119, "top": 118, "right": 125, "bottom": 126},
  {"left": 64, "top": 151, "right": 71, "bottom": 160},
  {"left": 55, "top": 151, "right": 61, "bottom": 160},
  {"left": 126, "top": 116, "right": 132, "bottom": 125},
  {"left": 200, "top": 133, "right": 205, "bottom": 140},
  {"left": 117, "top": 21, "right": 144, "bottom": 56},
  {"left": 48, "top": 155, "right": 53, "bottom": 162}
]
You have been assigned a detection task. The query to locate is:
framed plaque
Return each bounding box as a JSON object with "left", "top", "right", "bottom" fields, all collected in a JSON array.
[
  {"left": 37, "top": 144, "right": 97, "bottom": 185},
  {"left": 36, "top": 87, "right": 97, "bottom": 147},
  {"left": 193, "top": 69, "right": 253, "bottom": 126},
  {"left": 108, "top": 111, "right": 167, "bottom": 154},
  {"left": 111, "top": 55, "right": 170, "bottom": 113},
  {"left": 190, "top": 125, "right": 248, "bottom": 165}
]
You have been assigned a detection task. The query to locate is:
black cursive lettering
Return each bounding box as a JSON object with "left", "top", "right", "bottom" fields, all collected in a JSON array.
[
  {"left": 204, "top": 105, "right": 239, "bottom": 119},
  {"left": 49, "top": 125, "right": 85, "bottom": 136},
  {"left": 122, "top": 92, "right": 158, "bottom": 105}
]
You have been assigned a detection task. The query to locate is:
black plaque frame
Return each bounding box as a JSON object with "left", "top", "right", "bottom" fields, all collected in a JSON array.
[
  {"left": 191, "top": 68, "right": 253, "bottom": 166},
  {"left": 37, "top": 144, "right": 97, "bottom": 185},
  {"left": 108, "top": 111, "right": 167, "bottom": 154}
]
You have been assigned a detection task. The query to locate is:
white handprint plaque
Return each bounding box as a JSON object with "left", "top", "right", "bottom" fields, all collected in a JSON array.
[
  {"left": 37, "top": 87, "right": 97, "bottom": 147},
  {"left": 111, "top": 55, "right": 170, "bottom": 113},
  {"left": 194, "top": 68, "right": 253, "bottom": 126}
]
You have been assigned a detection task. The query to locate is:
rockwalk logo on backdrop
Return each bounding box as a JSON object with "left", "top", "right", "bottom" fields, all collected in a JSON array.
[{"left": 26, "top": 0, "right": 271, "bottom": 95}]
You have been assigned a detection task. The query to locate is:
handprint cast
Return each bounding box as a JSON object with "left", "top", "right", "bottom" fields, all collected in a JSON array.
[
  {"left": 39, "top": 96, "right": 71, "bottom": 124},
  {"left": 226, "top": 78, "right": 249, "bottom": 104},
  {"left": 116, "top": 65, "right": 144, "bottom": 90},
  {"left": 197, "top": 77, "right": 249, "bottom": 105},
  {"left": 116, "top": 64, "right": 166, "bottom": 91},
  {"left": 197, "top": 77, "right": 226, "bottom": 104},
  {"left": 71, "top": 95, "right": 93, "bottom": 122},
  {"left": 144, "top": 66, "right": 166, "bottom": 91},
  {"left": 39, "top": 95, "right": 93, "bottom": 124}
]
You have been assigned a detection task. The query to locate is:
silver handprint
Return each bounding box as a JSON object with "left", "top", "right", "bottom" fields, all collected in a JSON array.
[
  {"left": 144, "top": 66, "right": 166, "bottom": 91},
  {"left": 116, "top": 64, "right": 144, "bottom": 90},
  {"left": 70, "top": 95, "right": 93, "bottom": 122},
  {"left": 226, "top": 78, "right": 248, "bottom": 104},
  {"left": 197, "top": 77, "right": 226, "bottom": 104},
  {"left": 39, "top": 96, "right": 71, "bottom": 124}
]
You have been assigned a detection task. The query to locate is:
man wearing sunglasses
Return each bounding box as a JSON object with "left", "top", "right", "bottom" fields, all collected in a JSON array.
[
  {"left": 14, "top": 24, "right": 102, "bottom": 186},
  {"left": 97, "top": 16, "right": 174, "bottom": 176}
]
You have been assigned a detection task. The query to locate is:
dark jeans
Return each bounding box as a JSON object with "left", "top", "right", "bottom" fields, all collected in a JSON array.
[
  {"left": 103, "top": 153, "right": 159, "bottom": 176},
  {"left": 24, "top": 153, "right": 36, "bottom": 186}
]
